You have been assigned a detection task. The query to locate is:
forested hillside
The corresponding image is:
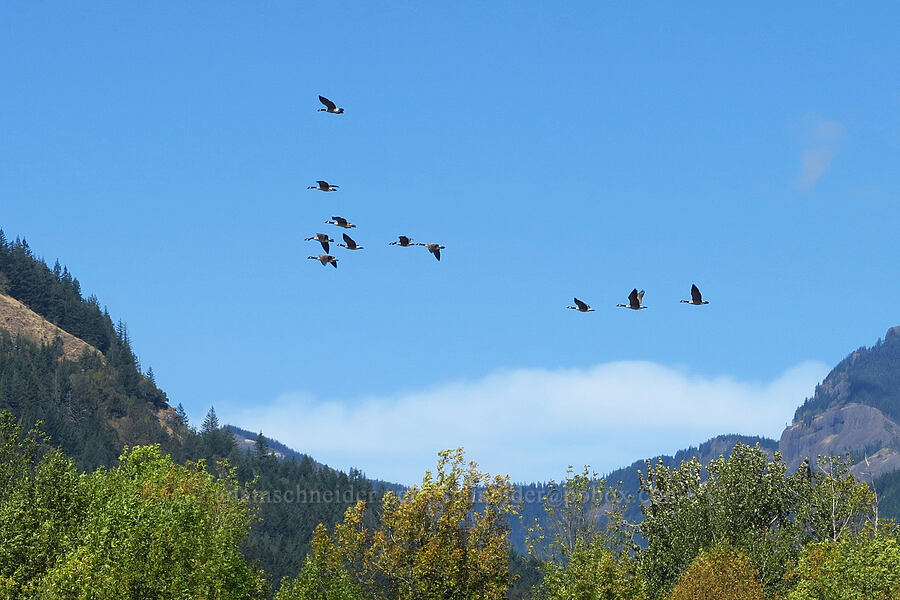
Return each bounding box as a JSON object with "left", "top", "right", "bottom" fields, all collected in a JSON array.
[
  {"left": 0, "top": 232, "right": 124, "bottom": 355},
  {"left": 0, "top": 232, "right": 180, "bottom": 469},
  {"left": 0, "top": 230, "right": 385, "bottom": 592},
  {"left": 794, "top": 326, "right": 900, "bottom": 424},
  {"left": 782, "top": 327, "right": 900, "bottom": 503}
]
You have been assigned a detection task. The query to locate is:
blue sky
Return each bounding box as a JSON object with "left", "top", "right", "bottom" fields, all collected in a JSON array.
[{"left": 2, "top": 3, "right": 899, "bottom": 483}]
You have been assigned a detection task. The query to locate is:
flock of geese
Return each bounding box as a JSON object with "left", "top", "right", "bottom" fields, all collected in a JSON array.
[
  {"left": 310, "top": 95, "right": 709, "bottom": 313},
  {"left": 568, "top": 284, "right": 710, "bottom": 312},
  {"left": 306, "top": 96, "right": 445, "bottom": 269}
]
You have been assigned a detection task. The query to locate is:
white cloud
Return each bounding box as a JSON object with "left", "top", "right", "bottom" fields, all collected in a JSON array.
[
  {"left": 797, "top": 147, "right": 838, "bottom": 190},
  {"left": 795, "top": 113, "right": 846, "bottom": 190},
  {"left": 229, "top": 361, "right": 828, "bottom": 485}
]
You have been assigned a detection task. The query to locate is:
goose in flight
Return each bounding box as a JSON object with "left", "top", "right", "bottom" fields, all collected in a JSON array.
[
  {"left": 617, "top": 289, "right": 647, "bottom": 310},
  {"left": 326, "top": 216, "right": 356, "bottom": 229},
  {"left": 317, "top": 96, "right": 344, "bottom": 114},
  {"left": 305, "top": 233, "right": 334, "bottom": 253},
  {"left": 680, "top": 284, "right": 709, "bottom": 305},
  {"left": 418, "top": 242, "right": 445, "bottom": 261},
  {"left": 308, "top": 254, "right": 338, "bottom": 268},
  {"left": 389, "top": 236, "right": 414, "bottom": 247},
  {"left": 567, "top": 298, "right": 595, "bottom": 312},
  {"left": 338, "top": 233, "right": 363, "bottom": 250},
  {"left": 308, "top": 180, "right": 339, "bottom": 192}
]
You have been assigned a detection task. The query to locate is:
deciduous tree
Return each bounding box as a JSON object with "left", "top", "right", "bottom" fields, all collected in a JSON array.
[
  {"left": 786, "top": 525, "right": 900, "bottom": 600},
  {"left": 667, "top": 544, "right": 764, "bottom": 600},
  {"left": 291, "top": 448, "right": 517, "bottom": 600}
]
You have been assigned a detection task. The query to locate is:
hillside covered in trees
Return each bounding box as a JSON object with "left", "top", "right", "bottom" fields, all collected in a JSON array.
[
  {"left": 2, "top": 228, "right": 900, "bottom": 598},
  {"left": 0, "top": 230, "right": 386, "bottom": 591},
  {"left": 794, "top": 326, "right": 900, "bottom": 425},
  {"left": 782, "top": 326, "right": 900, "bottom": 489}
]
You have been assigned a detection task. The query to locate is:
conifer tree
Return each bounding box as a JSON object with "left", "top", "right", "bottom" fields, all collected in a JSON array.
[
  {"left": 175, "top": 403, "right": 189, "bottom": 427},
  {"left": 202, "top": 406, "right": 220, "bottom": 433},
  {"left": 255, "top": 432, "right": 270, "bottom": 457}
]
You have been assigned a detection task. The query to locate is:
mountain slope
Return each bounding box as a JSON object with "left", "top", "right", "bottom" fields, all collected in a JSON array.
[
  {"left": 0, "top": 293, "right": 101, "bottom": 361},
  {"left": 781, "top": 327, "right": 900, "bottom": 478},
  {"left": 228, "top": 424, "right": 407, "bottom": 496},
  {"left": 0, "top": 229, "right": 390, "bottom": 593},
  {"left": 794, "top": 327, "right": 900, "bottom": 425}
]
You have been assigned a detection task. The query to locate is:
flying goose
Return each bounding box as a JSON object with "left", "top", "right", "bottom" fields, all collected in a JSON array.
[
  {"left": 617, "top": 289, "right": 647, "bottom": 310},
  {"left": 680, "top": 284, "right": 709, "bottom": 306},
  {"left": 308, "top": 180, "right": 339, "bottom": 192},
  {"left": 326, "top": 216, "right": 356, "bottom": 229},
  {"left": 338, "top": 233, "right": 363, "bottom": 250},
  {"left": 305, "top": 233, "right": 334, "bottom": 253},
  {"left": 567, "top": 298, "right": 595, "bottom": 312},
  {"left": 417, "top": 242, "right": 445, "bottom": 261},
  {"left": 389, "top": 236, "right": 414, "bottom": 247},
  {"left": 308, "top": 254, "right": 338, "bottom": 268},
  {"left": 317, "top": 96, "right": 344, "bottom": 114}
]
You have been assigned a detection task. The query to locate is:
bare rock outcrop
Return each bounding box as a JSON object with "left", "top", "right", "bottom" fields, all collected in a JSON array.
[{"left": 779, "top": 402, "right": 900, "bottom": 478}]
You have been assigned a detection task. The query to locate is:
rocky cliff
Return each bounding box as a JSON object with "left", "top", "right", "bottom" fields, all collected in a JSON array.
[{"left": 780, "top": 327, "right": 900, "bottom": 479}]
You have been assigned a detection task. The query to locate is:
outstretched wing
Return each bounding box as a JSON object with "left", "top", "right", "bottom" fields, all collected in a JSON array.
[
  {"left": 574, "top": 298, "right": 588, "bottom": 311},
  {"left": 628, "top": 288, "right": 639, "bottom": 307},
  {"left": 433, "top": 247, "right": 441, "bottom": 261},
  {"left": 691, "top": 284, "right": 702, "bottom": 304},
  {"left": 319, "top": 96, "right": 337, "bottom": 111},
  {"left": 333, "top": 216, "right": 348, "bottom": 226},
  {"left": 637, "top": 290, "right": 645, "bottom": 305},
  {"left": 316, "top": 180, "right": 328, "bottom": 187},
  {"left": 399, "top": 235, "right": 410, "bottom": 245},
  {"left": 342, "top": 233, "right": 356, "bottom": 248}
]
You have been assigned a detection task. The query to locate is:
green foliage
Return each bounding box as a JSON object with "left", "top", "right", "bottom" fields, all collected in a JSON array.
[
  {"left": 533, "top": 539, "right": 646, "bottom": 600},
  {"left": 0, "top": 414, "right": 267, "bottom": 598},
  {"left": 273, "top": 525, "right": 365, "bottom": 600},
  {"left": 0, "top": 413, "right": 83, "bottom": 599},
  {"left": 234, "top": 445, "right": 381, "bottom": 588},
  {"left": 667, "top": 544, "right": 763, "bottom": 600},
  {"left": 201, "top": 406, "right": 237, "bottom": 458},
  {"left": 0, "top": 327, "right": 379, "bottom": 590},
  {"left": 637, "top": 443, "right": 876, "bottom": 597},
  {"left": 796, "top": 455, "right": 876, "bottom": 543},
  {"left": 526, "top": 466, "right": 635, "bottom": 563},
  {"left": 0, "top": 329, "right": 184, "bottom": 470},
  {"left": 786, "top": 527, "right": 900, "bottom": 600},
  {"left": 873, "top": 467, "right": 900, "bottom": 523},
  {"left": 37, "top": 445, "right": 267, "bottom": 599},
  {"left": 527, "top": 466, "right": 645, "bottom": 600},
  {"left": 0, "top": 449, "right": 82, "bottom": 598},
  {"left": 292, "top": 448, "right": 518, "bottom": 600},
  {"left": 175, "top": 402, "right": 190, "bottom": 428},
  {"left": 507, "top": 552, "right": 542, "bottom": 600},
  {"left": 254, "top": 432, "right": 270, "bottom": 458},
  {"left": 203, "top": 406, "right": 221, "bottom": 432}
]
